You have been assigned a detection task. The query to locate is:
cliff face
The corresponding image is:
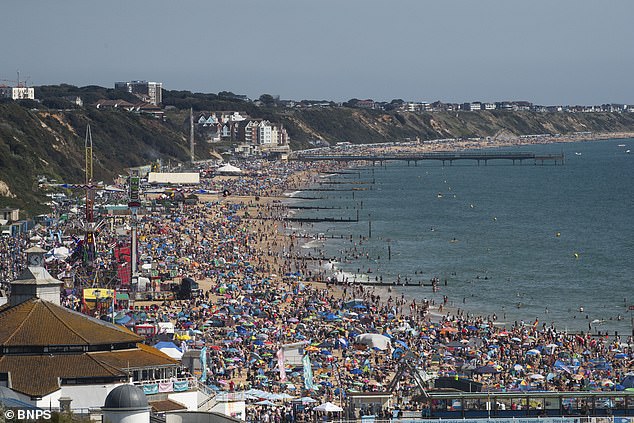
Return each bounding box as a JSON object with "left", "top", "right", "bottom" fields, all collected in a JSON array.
[
  {"left": 280, "top": 108, "right": 634, "bottom": 147},
  {"left": 2, "top": 101, "right": 634, "bottom": 213},
  {"left": 0, "top": 104, "right": 190, "bottom": 212}
]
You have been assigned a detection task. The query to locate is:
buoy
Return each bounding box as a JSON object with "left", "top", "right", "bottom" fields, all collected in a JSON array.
[
  {"left": 556, "top": 232, "right": 561, "bottom": 237},
  {"left": 574, "top": 252, "right": 579, "bottom": 259},
  {"left": 493, "top": 217, "right": 497, "bottom": 221}
]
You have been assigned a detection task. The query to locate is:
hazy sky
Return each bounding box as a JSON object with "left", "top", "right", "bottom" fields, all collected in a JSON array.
[{"left": 3, "top": 0, "right": 634, "bottom": 105}]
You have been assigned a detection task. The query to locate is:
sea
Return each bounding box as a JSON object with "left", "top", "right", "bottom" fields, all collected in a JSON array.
[{"left": 287, "top": 138, "right": 634, "bottom": 337}]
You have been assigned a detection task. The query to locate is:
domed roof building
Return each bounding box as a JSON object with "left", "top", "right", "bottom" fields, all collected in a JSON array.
[
  {"left": 0, "top": 248, "right": 180, "bottom": 411},
  {"left": 102, "top": 385, "right": 150, "bottom": 423},
  {"left": 104, "top": 385, "right": 149, "bottom": 410}
]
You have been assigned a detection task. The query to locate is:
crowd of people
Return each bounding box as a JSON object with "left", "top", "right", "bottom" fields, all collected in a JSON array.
[{"left": 1, "top": 156, "right": 632, "bottom": 421}]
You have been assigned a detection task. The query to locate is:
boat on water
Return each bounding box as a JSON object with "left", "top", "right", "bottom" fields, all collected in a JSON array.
[
  {"left": 574, "top": 152, "right": 582, "bottom": 156},
  {"left": 617, "top": 144, "right": 626, "bottom": 147},
  {"left": 626, "top": 149, "right": 631, "bottom": 154}
]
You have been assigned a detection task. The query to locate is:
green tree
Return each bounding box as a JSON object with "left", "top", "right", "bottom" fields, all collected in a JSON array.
[{"left": 259, "top": 94, "right": 276, "bottom": 106}]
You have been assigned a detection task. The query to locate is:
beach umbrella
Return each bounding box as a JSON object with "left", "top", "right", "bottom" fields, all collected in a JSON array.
[
  {"left": 394, "top": 340, "right": 409, "bottom": 349},
  {"left": 474, "top": 365, "right": 499, "bottom": 374},
  {"left": 254, "top": 400, "right": 277, "bottom": 406},
  {"left": 526, "top": 349, "right": 541, "bottom": 356},
  {"left": 313, "top": 402, "right": 343, "bottom": 413},
  {"left": 621, "top": 375, "right": 634, "bottom": 388},
  {"left": 392, "top": 348, "right": 404, "bottom": 360},
  {"left": 461, "top": 362, "right": 477, "bottom": 372}
]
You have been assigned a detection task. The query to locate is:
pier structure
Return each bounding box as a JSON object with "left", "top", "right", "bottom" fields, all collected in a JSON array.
[{"left": 294, "top": 151, "right": 565, "bottom": 166}]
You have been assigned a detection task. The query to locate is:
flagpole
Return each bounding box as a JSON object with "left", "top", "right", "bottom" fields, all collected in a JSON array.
[{"left": 112, "top": 289, "right": 116, "bottom": 323}]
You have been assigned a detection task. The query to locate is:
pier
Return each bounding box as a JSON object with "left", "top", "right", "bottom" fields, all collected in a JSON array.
[{"left": 295, "top": 151, "right": 565, "bottom": 165}]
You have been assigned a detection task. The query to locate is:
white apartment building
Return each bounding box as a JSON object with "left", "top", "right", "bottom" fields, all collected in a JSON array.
[
  {"left": 0, "top": 86, "right": 35, "bottom": 100},
  {"left": 115, "top": 80, "right": 163, "bottom": 105},
  {"left": 258, "top": 120, "right": 273, "bottom": 145}
]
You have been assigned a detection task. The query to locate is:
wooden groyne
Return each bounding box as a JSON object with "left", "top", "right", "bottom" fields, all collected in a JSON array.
[
  {"left": 300, "top": 187, "right": 368, "bottom": 192},
  {"left": 319, "top": 170, "right": 361, "bottom": 175},
  {"left": 280, "top": 205, "right": 342, "bottom": 210},
  {"left": 317, "top": 181, "right": 371, "bottom": 185},
  {"left": 255, "top": 216, "right": 358, "bottom": 223}
]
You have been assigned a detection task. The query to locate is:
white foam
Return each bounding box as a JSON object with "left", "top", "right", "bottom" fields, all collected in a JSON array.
[{"left": 301, "top": 239, "right": 324, "bottom": 249}]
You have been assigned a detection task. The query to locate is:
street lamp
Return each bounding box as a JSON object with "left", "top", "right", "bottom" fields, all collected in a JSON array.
[{"left": 94, "top": 289, "right": 101, "bottom": 316}]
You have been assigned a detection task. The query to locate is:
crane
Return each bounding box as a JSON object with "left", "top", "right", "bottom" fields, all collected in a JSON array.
[{"left": 0, "top": 71, "right": 31, "bottom": 87}]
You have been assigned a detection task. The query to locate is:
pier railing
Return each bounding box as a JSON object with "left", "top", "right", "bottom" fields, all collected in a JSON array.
[{"left": 293, "top": 151, "right": 564, "bottom": 164}]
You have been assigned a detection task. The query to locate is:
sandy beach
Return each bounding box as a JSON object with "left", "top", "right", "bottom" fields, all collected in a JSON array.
[{"left": 4, "top": 134, "right": 632, "bottom": 422}]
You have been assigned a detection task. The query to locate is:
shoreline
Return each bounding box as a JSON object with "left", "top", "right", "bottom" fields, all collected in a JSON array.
[{"left": 283, "top": 135, "right": 633, "bottom": 340}]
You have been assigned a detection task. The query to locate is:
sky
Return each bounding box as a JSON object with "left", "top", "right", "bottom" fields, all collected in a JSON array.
[{"left": 3, "top": 0, "right": 634, "bottom": 105}]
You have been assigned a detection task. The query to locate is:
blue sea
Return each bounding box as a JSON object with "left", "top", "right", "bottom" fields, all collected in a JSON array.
[{"left": 290, "top": 139, "right": 634, "bottom": 337}]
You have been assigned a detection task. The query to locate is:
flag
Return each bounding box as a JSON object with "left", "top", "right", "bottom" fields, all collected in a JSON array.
[
  {"left": 277, "top": 348, "right": 287, "bottom": 381},
  {"left": 302, "top": 354, "right": 315, "bottom": 390},
  {"left": 199, "top": 346, "right": 207, "bottom": 382}
]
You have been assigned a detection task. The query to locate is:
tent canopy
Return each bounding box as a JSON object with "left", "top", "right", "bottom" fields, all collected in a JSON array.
[
  {"left": 314, "top": 402, "right": 343, "bottom": 412},
  {"left": 217, "top": 164, "right": 242, "bottom": 174},
  {"left": 355, "top": 333, "right": 391, "bottom": 350},
  {"left": 155, "top": 341, "right": 183, "bottom": 359}
]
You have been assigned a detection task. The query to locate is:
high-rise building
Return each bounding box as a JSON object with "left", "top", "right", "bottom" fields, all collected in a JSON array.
[{"left": 115, "top": 80, "right": 162, "bottom": 105}]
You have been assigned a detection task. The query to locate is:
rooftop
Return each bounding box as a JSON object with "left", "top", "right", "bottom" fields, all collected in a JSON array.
[{"left": 0, "top": 298, "right": 141, "bottom": 347}]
